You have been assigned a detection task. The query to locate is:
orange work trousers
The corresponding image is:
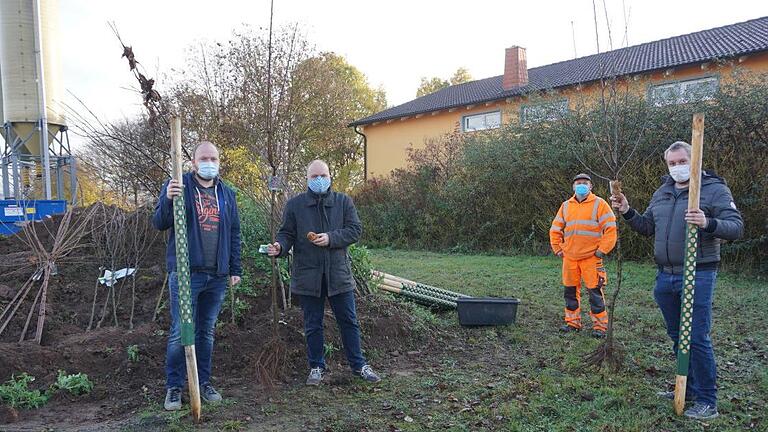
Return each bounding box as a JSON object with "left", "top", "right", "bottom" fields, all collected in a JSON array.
[{"left": 561, "top": 255, "right": 608, "bottom": 331}]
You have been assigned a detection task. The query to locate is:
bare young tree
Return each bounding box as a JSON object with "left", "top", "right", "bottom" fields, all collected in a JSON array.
[
  {"left": 556, "top": 0, "right": 656, "bottom": 369},
  {"left": 65, "top": 98, "right": 171, "bottom": 204},
  {"left": 125, "top": 204, "right": 160, "bottom": 329},
  {"left": 94, "top": 205, "right": 128, "bottom": 329},
  {"left": 0, "top": 206, "right": 100, "bottom": 343}
]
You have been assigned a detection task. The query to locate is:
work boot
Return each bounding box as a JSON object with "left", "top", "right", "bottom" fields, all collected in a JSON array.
[
  {"left": 591, "top": 329, "right": 606, "bottom": 339},
  {"left": 164, "top": 387, "right": 182, "bottom": 411},
  {"left": 657, "top": 390, "right": 696, "bottom": 402},
  {"left": 306, "top": 367, "right": 324, "bottom": 386},
  {"left": 684, "top": 402, "right": 719, "bottom": 420},
  {"left": 201, "top": 383, "right": 222, "bottom": 403},
  {"left": 559, "top": 324, "right": 580, "bottom": 333},
  {"left": 355, "top": 365, "right": 381, "bottom": 383}
]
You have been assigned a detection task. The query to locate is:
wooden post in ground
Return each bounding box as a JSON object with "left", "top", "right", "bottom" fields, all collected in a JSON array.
[
  {"left": 673, "top": 113, "right": 704, "bottom": 415},
  {"left": 170, "top": 117, "right": 202, "bottom": 422}
]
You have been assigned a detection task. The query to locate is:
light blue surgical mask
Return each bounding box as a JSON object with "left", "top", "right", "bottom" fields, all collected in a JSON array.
[
  {"left": 574, "top": 184, "right": 590, "bottom": 197},
  {"left": 308, "top": 176, "right": 331, "bottom": 194},
  {"left": 197, "top": 161, "right": 219, "bottom": 180}
]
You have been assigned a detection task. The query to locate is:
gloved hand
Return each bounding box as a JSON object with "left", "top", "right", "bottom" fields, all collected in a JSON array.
[{"left": 595, "top": 250, "right": 606, "bottom": 258}]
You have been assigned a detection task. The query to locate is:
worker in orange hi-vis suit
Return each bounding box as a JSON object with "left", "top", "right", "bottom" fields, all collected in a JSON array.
[{"left": 549, "top": 173, "right": 617, "bottom": 338}]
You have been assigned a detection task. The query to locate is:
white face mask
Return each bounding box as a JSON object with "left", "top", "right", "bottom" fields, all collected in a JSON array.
[
  {"left": 196, "top": 161, "right": 219, "bottom": 180},
  {"left": 669, "top": 164, "right": 690, "bottom": 183}
]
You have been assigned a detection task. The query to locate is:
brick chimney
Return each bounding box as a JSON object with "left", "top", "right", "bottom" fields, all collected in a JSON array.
[{"left": 503, "top": 46, "right": 528, "bottom": 90}]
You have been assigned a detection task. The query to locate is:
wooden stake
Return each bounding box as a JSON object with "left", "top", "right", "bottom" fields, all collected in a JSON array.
[
  {"left": 376, "top": 279, "right": 458, "bottom": 308},
  {"left": 379, "top": 278, "right": 460, "bottom": 301},
  {"left": 377, "top": 283, "right": 402, "bottom": 294},
  {"left": 373, "top": 271, "right": 469, "bottom": 298},
  {"left": 171, "top": 117, "right": 202, "bottom": 422},
  {"left": 185, "top": 345, "right": 201, "bottom": 419},
  {"left": 378, "top": 279, "right": 408, "bottom": 293},
  {"left": 673, "top": 113, "right": 704, "bottom": 416}
]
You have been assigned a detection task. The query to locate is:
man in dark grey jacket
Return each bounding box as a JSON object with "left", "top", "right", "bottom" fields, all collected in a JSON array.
[
  {"left": 267, "top": 160, "right": 381, "bottom": 386},
  {"left": 612, "top": 141, "right": 743, "bottom": 420}
]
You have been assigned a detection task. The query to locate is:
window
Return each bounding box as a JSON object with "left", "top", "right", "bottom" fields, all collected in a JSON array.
[
  {"left": 649, "top": 76, "right": 718, "bottom": 106},
  {"left": 521, "top": 100, "right": 568, "bottom": 124},
  {"left": 462, "top": 111, "right": 501, "bottom": 132}
]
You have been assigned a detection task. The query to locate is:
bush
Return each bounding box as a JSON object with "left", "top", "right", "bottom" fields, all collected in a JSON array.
[
  {"left": 0, "top": 371, "right": 95, "bottom": 409},
  {"left": 349, "top": 244, "right": 374, "bottom": 294},
  {"left": 0, "top": 373, "right": 50, "bottom": 409},
  {"left": 127, "top": 345, "right": 140, "bottom": 363},
  {"left": 54, "top": 370, "right": 94, "bottom": 396},
  {"left": 211, "top": 189, "right": 271, "bottom": 322},
  {"left": 355, "top": 74, "right": 768, "bottom": 273}
]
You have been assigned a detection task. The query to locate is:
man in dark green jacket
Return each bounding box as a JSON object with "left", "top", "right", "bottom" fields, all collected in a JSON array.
[
  {"left": 267, "top": 160, "right": 381, "bottom": 386},
  {"left": 612, "top": 141, "right": 743, "bottom": 420}
]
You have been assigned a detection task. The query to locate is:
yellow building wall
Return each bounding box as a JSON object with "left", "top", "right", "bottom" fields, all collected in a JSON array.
[
  {"left": 362, "top": 51, "right": 768, "bottom": 178},
  {"left": 362, "top": 102, "right": 508, "bottom": 178}
]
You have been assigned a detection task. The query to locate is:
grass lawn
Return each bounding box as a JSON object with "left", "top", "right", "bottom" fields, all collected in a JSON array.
[
  {"left": 348, "top": 249, "right": 767, "bottom": 432},
  {"left": 120, "top": 249, "right": 766, "bottom": 431}
]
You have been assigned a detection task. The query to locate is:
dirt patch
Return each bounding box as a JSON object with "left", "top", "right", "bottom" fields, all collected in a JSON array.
[{"left": 0, "top": 206, "right": 433, "bottom": 430}]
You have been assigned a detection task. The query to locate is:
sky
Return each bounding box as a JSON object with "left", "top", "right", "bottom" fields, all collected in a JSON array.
[{"left": 46, "top": 0, "right": 768, "bottom": 134}]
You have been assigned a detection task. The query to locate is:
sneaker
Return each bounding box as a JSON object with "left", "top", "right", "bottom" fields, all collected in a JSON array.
[
  {"left": 355, "top": 365, "right": 381, "bottom": 383},
  {"left": 306, "top": 367, "right": 324, "bottom": 386},
  {"left": 591, "top": 329, "right": 606, "bottom": 339},
  {"left": 201, "top": 383, "right": 222, "bottom": 403},
  {"left": 164, "top": 387, "right": 182, "bottom": 411},
  {"left": 657, "top": 390, "right": 697, "bottom": 402},
  {"left": 559, "top": 324, "right": 581, "bottom": 333},
  {"left": 684, "top": 402, "right": 719, "bottom": 420}
]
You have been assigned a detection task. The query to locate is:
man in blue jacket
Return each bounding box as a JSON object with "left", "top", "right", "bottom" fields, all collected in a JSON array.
[
  {"left": 152, "top": 141, "right": 242, "bottom": 411},
  {"left": 267, "top": 160, "right": 380, "bottom": 386},
  {"left": 612, "top": 141, "right": 743, "bottom": 420}
]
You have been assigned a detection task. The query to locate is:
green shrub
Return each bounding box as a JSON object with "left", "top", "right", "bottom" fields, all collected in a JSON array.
[
  {"left": 235, "top": 190, "right": 271, "bottom": 262},
  {"left": 54, "top": 370, "right": 94, "bottom": 396},
  {"left": 355, "top": 73, "right": 768, "bottom": 273},
  {"left": 127, "top": 344, "right": 140, "bottom": 363},
  {"left": 323, "top": 342, "right": 339, "bottom": 358},
  {"left": 0, "top": 373, "right": 50, "bottom": 409},
  {"left": 349, "top": 244, "right": 374, "bottom": 294}
]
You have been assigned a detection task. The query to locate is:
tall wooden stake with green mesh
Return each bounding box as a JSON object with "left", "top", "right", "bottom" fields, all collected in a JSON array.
[
  {"left": 171, "top": 117, "right": 202, "bottom": 422},
  {"left": 673, "top": 113, "right": 704, "bottom": 415}
]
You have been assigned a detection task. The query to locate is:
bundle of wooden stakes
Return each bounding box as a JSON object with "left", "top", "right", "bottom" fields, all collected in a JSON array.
[{"left": 373, "top": 271, "right": 470, "bottom": 309}]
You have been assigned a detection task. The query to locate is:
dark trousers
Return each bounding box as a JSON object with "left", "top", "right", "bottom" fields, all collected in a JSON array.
[
  {"left": 653, "top": 269, "right": 718, "bottom": 406},
  {"left": 298, "top": 279, "right": 366, "bottom": 371},
  {"left": 165, "top": 271, "right": 228, "bottom": 389}
]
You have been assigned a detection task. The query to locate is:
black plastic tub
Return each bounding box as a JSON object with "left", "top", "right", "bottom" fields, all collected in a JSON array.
[{"left": 457, "top": 297, "right": 520, "bottom": 326}]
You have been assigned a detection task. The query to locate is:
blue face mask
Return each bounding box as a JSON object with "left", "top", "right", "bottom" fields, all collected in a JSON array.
[
  {"left": 308, "top": 176, "right": 331, "bottom": 194},
  {"left": 574, "top": 184, "right": 590, "bottom": 196},
  {"left": 197, "top": 161, "right": 219, "bottom": 180}
]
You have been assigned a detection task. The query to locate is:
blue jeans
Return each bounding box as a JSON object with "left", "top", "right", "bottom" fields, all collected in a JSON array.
[
  {"left": 165, "top": 271, "right": 228, "bottom": 389},
  {"left": 653, "top": 269, "right": 718, "bottom": 406},
  {"left": 298, "top": 280, "right": 366, "bottom": 372}
]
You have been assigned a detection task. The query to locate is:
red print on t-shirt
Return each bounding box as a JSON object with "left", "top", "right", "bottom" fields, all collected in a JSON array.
[{"left": 195, "top": 189, "right": 220, "bottom": 233}]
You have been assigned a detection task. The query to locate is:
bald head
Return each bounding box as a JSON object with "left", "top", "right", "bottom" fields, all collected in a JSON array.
[
  {"left": 306, "top": 160, "right": 330, "bottom": 180},
  {"left": 191, "top": 141, "right": 220, "bottom": 182},
  {"left": 192, "top": 141, "right": 219, "bottom": 162}
]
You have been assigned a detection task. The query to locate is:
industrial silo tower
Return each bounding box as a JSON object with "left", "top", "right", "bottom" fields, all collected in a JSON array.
[{"left": 0, "top": 0, "right": 76, "bottom": 202}]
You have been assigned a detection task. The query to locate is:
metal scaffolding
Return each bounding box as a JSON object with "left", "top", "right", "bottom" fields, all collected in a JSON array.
[{"left": 1, "top": 122, "right": 77, "bottom": 203}]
